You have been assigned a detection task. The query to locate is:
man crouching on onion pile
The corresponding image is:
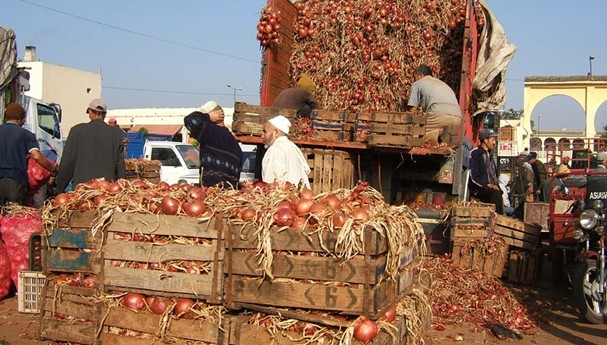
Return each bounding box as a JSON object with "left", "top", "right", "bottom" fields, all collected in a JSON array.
[
  {"left": 184, "top": 100, "right": 243, "bottom": 188},
  {"left": 407, "top": 65, "right": 462, "bottom": 147},
  {"left": 261, "top": 115, "right": 311, "bottom": 188}
]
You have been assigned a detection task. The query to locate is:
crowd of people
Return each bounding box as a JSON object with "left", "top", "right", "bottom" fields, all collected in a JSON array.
[{"left": 4, "top": 64, "right": 602, "bottom": 216}]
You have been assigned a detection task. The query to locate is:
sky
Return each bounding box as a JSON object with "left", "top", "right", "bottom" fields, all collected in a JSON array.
[{"left": 2, "top": 0, "right": 607, "bottom": 131}]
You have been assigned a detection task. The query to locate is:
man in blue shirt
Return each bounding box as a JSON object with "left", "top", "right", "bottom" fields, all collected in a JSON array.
[{"left": 0, "top": 103, "right": 58, "bottom": 206}]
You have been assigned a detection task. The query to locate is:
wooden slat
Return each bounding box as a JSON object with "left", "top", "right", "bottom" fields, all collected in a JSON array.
[
  {"left": 494, "top": 225, "right": 539, "bottom": 243},
  {"left": 103, "top": 266, "right": 220, "bottom": 298},
  {"left": 230, "top": 225, "right": 384, "bottom": 255},
  {"left": 102, "top": 306, "right": 226, "bottom": 343},
  {"left": 106, "top": 212, "right": 223, "bottom": 238},
  {"left": 46, "top": 249, "right": 100, "bottom": 273},
  {"left": 40, "top": 320, "right": 96, "bottom": 345},
  {"left": 227, "top": 251, "right": 384, "bottom": 284},
  {"left": 103, "top": 239, "right": 221, "bottom": 262},
  {"left": 228, "top": 277, "right": 397, "bottom": 317},
  {"left": 45, "top": 228, "right": 100, "bottom": 249},
  {"left": 229, "top": 314, "right": 407, "bottom": 345}
]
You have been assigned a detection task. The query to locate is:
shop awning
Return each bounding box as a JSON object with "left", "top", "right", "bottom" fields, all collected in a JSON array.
[{"left": 130, "top": 124, "right": 183, "bottom": 136}]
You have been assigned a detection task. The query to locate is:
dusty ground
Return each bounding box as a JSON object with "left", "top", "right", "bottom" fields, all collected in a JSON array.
[{"left": 0, "top": 263, "right": 605, "bottom": 344}]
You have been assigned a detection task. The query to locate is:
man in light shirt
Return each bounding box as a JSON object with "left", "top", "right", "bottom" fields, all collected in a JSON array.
[{"left": 261, "top": 115, "right": 311, "bottom": 188}]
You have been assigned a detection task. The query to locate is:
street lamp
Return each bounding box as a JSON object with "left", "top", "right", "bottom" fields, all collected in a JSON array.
[
  {"left": 226, "top": 84, "right": 242, "bottom": 105},
  {"left": 589, "top": 56, "right": 595, "bottom": 76}
]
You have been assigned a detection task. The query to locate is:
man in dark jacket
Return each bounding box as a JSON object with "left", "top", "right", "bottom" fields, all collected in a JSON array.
[
  {"left": 184, "top": 101, "right": 243, "bottom": 188},
  {"left": 56, "top": 99, "right": 126, "bottom": 192},
  {"left": 527, "top": 151, "right": 547, "bottom": 201},
  {"left": 468, "top": 128, "right": 503, "bottom": 214},
  {"left": 0, "top": 103, "right": 58, "bottom": 205},
  {"left": 272, "top": 73, "right": 320, "bottom": 118}
]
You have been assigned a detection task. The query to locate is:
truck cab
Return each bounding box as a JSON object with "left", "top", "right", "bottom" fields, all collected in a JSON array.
[
  {"left": 19, "top": 95, "right": 63, "bottom": 163},
  {"left": 142, "top": 141, "right": 200, "bottom": 185}
]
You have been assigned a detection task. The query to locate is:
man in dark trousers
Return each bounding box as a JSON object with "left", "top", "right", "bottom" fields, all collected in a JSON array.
[
  {"left": 527, "top": 151, "right": 547, "bottom": 201},
  {"left": 468, "top": 128, "right": 503, "bottom": 214},
  {"left": 56, "top": 99, "right": 126, "bottom": 192},
  {"left": 0, "top": 103, "right": 58, "bottom": 206},
  {"left": 184, "top": 100, "right": 243, "bottom": 188}
]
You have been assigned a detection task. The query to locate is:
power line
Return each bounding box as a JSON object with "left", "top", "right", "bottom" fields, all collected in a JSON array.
[
  {"left": 104, "top": 85, "right": 258, "bottom": 98},
  {"left": 16, "top": 0, "right": 260, "bottom": 64}
]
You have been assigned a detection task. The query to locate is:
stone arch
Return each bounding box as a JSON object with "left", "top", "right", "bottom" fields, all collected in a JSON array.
[
  {"left": 524, "top": 76, "right": 607, "bottom": 138},
  {"left": 558, "top": 138, "right": 572, "bottom": 152},
  {"left": 529, "top": 137, "right": 542, "bottom": 151},
  {"left": 593, "top": 100, "right": 607, "bottom": 135},
  {"left": 544, "top": 137, "right": 557, "bottom": 151}
]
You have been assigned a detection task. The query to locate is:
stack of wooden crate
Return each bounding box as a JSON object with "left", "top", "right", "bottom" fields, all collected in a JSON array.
[
  {"left": 39, "top": 211, "right": 103, "bottom": 344},
  {"left": 357, "top": 111, "right": 426, "bottom": 148},
  {"left": 493, "top": 214, "right": 543, "bottom": 283},
  {"left": 125, "top": 159, "right": 161, "bottom": 183},
  {"left": 39, "top": 208, "right": 425, "bottom": 344},
  {"left": 449, "top": 204, "right": 508, "bottom": 277},
  {"left": 231, "top": 102, "right": 297, "bottom": 136}
]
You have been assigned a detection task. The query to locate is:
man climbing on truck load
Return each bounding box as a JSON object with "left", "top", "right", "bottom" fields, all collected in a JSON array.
[
  {"left": 0, "top": 103, "right": 58, "bottom": 206},
  {"left": 407, "top": 65, "right": 462, "bottom": 147},
  {"left": 468, "top": 128, "right": 503, "bottom": 214},
  {"left": 272, "top": 73, "right": 321, "bottom": 118},
  {"left": 184, "top": 100, "right": 243, "bottom": 188}
]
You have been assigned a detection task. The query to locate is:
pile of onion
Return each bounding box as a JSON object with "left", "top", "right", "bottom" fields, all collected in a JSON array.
[{"left": 257, "top": 6, "right": 283, "bottom": 48}]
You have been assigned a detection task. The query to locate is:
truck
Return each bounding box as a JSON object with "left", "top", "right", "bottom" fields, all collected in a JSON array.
[
  {"left": 1, "top": 28, "right": 64, "bottom": 165},
  {"left": 140, "top": 141, "right": 201, "bottom": 185},
  {"left": 240, "top": 0, "right": 514, "bottom": 204}
]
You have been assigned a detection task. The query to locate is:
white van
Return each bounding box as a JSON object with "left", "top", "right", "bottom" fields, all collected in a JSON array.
[
  {"left": 143, "top": 141, "right": 200, "bottom": 185},
  {"left": 240, "top": 143, "right": 257, "bottom": 181}
]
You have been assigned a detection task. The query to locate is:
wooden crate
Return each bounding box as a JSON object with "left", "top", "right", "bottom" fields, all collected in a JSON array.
[
  {"left": 39, "top": 278, "right": 100, "bottom": 345},
  {"left": 365, "top": 111, "right": 426, "bottom": 148},
  {"left": 99, "top": 303, "right": 230, "bottom": 345},
  {"left": 450, "top": 203, "right": 495, "bottom": 239},
  {"left": 44, "top": 211, "right": 103, "bottom": 274},
  {"left": 224, "top": 224, "right": 416, "bottom": 319},
  {"left": 505, "top": 249, "right": 543, "bottom": 284},
  {"left": 228, "top": 314, "right": 409, "bottom": 345},
  {"left": 311, "top": 109, "right": 352, "bottom": 142},
  {"left": 493, "top": 214, "right": 541, "bottom": 250},
  {"left": 231, "top": 102, "right": 297, "bottom": 136},
  {"left": 451, "top": 238, "right": 508, "bottom": 277},
  {"left": 302, "top": 148, "right": 356, "bottom": 194},
  {"left": 354, "top": 112, "right": 372, "bottom": 142},
  {"left": 524, "top": 202, "right": 549, "bottom": 231},
  {"left": 102, "top": 212, "right": 225, "bottom": 303}
]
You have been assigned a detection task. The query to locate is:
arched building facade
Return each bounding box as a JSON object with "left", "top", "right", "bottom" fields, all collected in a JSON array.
[{"left": 518, "top": 76, "right": 607, "bottom": 162}]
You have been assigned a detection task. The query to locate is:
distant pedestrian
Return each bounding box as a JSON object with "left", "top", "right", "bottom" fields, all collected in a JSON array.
[
  {"left": 184, "top": 100, "right": 243, "bottom": 187},
  {"left": 527, "top": 152, "right": 547, "bottom": 201},
  {"left": 56, "top": 99, "right": 126, "bottom": 192},
  {"left": 468, "top": 128, "right": 503, "bottom": 214},
  {"left": 261, "top": 115, "right": 311, "bottom": 188},
  {"left": 0, "top": 103, "right": 58, "bottom": 206}
]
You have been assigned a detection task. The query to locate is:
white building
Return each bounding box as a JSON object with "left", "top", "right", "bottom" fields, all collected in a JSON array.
[
  {"left": 107, "top": 107, "right": 236, "bottom": 142},
  {"left": 18, "top": 46, "right": 102, "bottom": 137}
]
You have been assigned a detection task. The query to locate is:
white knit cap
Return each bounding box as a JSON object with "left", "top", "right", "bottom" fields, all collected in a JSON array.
[
  {"left": 268, "top": 115, "right": 291, "bottom": 135},
  {"left": 200, "top": 100, "right": 220, "bottom": 113}
]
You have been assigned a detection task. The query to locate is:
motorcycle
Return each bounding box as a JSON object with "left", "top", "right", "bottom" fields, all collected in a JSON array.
[{"left": 570, "top": 176, "right": 607, "bottom": 324}]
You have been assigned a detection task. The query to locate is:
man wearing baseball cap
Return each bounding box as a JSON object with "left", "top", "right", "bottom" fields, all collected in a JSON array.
[
  {"left": 56, "top": 98, "right": 125, "bottom": 192},
  {"left": 261, "top": 115, "right": 311, "bottom": 188},
  {"left": 468, "top": 128, "right": 503, "bottom": 214},
  {"left": 0, "top": 103, "right": 58, "bottom": 206}
]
